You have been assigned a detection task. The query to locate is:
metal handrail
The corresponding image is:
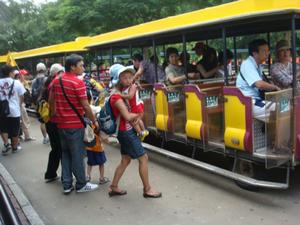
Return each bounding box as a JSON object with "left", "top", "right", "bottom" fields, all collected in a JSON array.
[{"left": 0, "top": 182, "right": 22, "bottom": 225}]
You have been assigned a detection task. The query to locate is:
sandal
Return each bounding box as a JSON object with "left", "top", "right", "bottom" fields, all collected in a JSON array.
[
  {"left": 143, "top": 187, "right": 162, "bottom": 198},
  {"left": 99, "top": 177, "right": 110, "bottom": 185},
  {"left": 108, "top": 185, "right": 127, "bottom": 197}
]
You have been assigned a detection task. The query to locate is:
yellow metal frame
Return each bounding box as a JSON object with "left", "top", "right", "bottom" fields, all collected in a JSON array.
[
  {"left": 155, "top": 88, "right": 169, "bottom": 131},
  {"left": 224, "top": 95, "right": 247, "bottom": 151},
  {"left": 185, "top": 92, "right": 203, "bottom": 140}
]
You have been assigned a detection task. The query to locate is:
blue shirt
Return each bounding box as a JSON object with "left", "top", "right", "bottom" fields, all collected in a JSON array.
[{"left": 236, "top": 56, "right": 263, "bottom": 100}]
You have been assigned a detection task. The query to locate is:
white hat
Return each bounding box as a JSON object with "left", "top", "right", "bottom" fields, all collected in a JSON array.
[
  {"left": 109, "top": 64, "right": 135, "bottom": 87},
  {"left": 49, "top": 63, "right": 64, "bottom": 77},
  {"left": 36, "top": 63, "right": 46, "bottom": 72}
]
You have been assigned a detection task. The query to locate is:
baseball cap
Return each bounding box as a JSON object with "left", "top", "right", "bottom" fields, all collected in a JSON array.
[
  {"left": 19, "top": 69, "right": 29, "bottom": 76},
  {"left": 36, "top": 62, "right": 46, "bottom": 72}
]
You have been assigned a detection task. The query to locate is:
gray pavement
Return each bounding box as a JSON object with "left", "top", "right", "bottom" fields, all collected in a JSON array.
[{"left": 0, "top": 118, "right": 300, "bottom": 225}]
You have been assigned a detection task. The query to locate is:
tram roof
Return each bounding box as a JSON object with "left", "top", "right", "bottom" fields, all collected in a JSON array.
[
  {"left": 87, "top": 0, "right": 300, "bottom": 48},
  {"left": 0, "top": 55, "right": 6, "bottom": 63},
  {"left": 7, "top": 37, "right": 91, "bottom": 60}
]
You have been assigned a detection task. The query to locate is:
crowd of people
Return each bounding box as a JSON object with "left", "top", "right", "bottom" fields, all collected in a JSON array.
[{"left": 0, "top": 38, "right": 299, "bottom": 196}]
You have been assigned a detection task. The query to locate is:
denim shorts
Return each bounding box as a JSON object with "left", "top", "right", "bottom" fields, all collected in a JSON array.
[{"left": 117, "top": 129, "right": 146, "bottom": 159}]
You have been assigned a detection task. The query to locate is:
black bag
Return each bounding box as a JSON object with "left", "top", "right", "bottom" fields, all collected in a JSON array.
[{"left": 0, "top": 81, "right": 14, "bottom": 117}]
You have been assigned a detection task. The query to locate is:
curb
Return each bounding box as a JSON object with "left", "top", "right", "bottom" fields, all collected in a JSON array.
[{"left": 0, "top": 163, "right": 45, "bottom": 225}]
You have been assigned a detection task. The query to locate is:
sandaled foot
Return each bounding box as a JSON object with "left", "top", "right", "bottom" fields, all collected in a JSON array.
[
  {"left": 108, "top": 185, "right": 127, "bottom": 197},
  {"left": 99, "top": 177, "right": 110, "bottom": 185},
  {"left": 143, "top": 188, "right": 162, "bottom": 198}
]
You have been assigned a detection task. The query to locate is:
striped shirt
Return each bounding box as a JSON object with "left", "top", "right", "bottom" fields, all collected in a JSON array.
[{"left": 49, "top": 72, "right": 87, "bottom": 129}]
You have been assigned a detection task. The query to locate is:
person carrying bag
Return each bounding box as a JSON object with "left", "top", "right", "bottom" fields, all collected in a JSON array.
[{"left": 59, "top": 76, "right": 96, "bottom": 146}]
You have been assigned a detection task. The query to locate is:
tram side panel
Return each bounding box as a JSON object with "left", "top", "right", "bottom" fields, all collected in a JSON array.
[{"left": 223, "top": 87, "right": 253, "bottom": 152}]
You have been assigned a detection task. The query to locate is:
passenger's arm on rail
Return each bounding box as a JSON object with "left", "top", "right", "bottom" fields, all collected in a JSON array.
[
  {"left": 134, "top": 63, "right": 144, "bottom": 81},
  {"left": 167, "top": 73, "right": 186, "bottom": 85},
  {"left": 114, "top": 99, "right": 139, "bottom": 122},
  {"left": 197, "top": 64, "right": 220, "bottom": 78},
  {"left": 255, "top": 80, "right": 280, "bottom": 91}
]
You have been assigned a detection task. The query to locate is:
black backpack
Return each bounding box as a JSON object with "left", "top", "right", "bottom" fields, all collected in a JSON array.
[{"left": 31, "top": 77, "right": 45, "bottom": 104}]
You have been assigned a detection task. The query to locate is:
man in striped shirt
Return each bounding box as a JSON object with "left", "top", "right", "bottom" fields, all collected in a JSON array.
[{"left": 49, "top": 54, "right": 98, "bottom": 194}]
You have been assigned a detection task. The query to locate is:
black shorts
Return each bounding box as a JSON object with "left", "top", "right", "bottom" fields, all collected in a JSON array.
[{"left": 0, "top": 117, "right": 21, "bottom": 137}]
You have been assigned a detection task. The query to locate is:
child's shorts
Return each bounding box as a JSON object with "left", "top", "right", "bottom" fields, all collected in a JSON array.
[
  {"left": 117, "top": 129, "right": 146, "bottom": 159},
  {"left": 87, "top": 151, "right": 107, "bottom": 166}
]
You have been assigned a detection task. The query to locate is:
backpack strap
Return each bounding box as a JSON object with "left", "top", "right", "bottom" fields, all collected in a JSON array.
[
  {"left": 108, "top": 93, "right": 121, "bottom": 137},
  {"left": 8, "top": 81, "right": 14, "bottom": 99},
  {"left": 59, "top": 76, "right": 86, "bottom": 127}
]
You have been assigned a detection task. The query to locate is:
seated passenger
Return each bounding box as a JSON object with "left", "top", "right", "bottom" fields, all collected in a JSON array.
[
  {"left": 271, "top": 39, "right": 300, "bottom": 89},
  {"left": 165, "top": 47, "right": 197, "bottom": 86},
  {"left": 196, "top": 47, "right": 221, "bottom": 79},
  {"left": 217, "top": 49, "right": 234, "bottom": 78},
  {"left": 192, "top": 42, "right": 208, "bottom": 59},
  {"left": 236, "top": 39, "right": 280, "bottom": 121},
  {"left": 149, "top": 55, "right": 165, "bottom": 83},
  {"left": 179, "top": 51, "right": 198, "bottom": 74}
]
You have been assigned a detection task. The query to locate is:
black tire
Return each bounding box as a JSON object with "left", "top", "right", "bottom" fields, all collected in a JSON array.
[{"left": 233, "top": 159, "right": 260, "bottom": 191}]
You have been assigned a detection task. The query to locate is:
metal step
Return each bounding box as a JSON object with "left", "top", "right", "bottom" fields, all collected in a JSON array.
[{"left": 142, "top": 143, "right": 289, "bottom": 190}]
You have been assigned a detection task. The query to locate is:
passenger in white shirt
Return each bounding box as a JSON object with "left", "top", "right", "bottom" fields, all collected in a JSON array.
[{"left": 0, "top": 65, "right": 26, "bottom": 154}]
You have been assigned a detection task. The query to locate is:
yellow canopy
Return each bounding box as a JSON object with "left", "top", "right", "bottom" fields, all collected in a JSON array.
[
  {"left": 0, "top": 55, "right": 7, "bottom": 63},
  {"left": 11, "top": 36, "right": 91, "bottom": 60},
  {"left": 87, "top": 0, "right": 300, "bottom": 48}
]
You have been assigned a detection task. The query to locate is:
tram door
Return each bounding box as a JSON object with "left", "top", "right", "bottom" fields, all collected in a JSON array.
[
  {"left": 202, "top": 86, "right": 224, "bottom": 151},
  {"left": 165, "top": 85, "right": 187, "bottom": 143},
  {"left": 265, "top": 89, "right": 293, "bottom": 168}
]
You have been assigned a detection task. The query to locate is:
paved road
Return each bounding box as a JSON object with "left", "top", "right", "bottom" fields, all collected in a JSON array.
[{"left": 0, "top": 118, "right": 300, "bottom": 225}]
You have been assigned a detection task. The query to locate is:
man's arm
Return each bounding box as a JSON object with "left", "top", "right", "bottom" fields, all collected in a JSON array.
[
  {"left": 133, "top": 63, "right": 144, "bottom": 81},
  {"left": 79, "top": 98, "right": 96, "bottom": 123},
  {"left": 255, "top": 80, "right": 280, "bottom": 91}
]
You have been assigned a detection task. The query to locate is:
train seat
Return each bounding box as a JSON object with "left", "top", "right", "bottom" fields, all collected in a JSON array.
[{"left": 223, "top": 87, "right": 253, "bottom": 152}]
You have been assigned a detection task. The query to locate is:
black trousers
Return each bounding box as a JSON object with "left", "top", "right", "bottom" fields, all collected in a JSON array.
[{"left": 45, "top": 122, "right": 62, "bottom": 179}]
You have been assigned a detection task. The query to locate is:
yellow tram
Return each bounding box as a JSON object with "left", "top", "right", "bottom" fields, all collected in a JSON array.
[{"left": 1, "top": 0, "right": 300, "bottom": 190}]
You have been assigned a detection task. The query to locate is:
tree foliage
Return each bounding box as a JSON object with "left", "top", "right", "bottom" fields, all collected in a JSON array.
[{"left": 0, "top": 0, "right": 235, "bottom": 55}]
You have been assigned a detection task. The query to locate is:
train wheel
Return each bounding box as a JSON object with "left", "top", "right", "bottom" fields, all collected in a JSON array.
[{"left": 233, "top": 159, "right": 260, "bottom": 191}]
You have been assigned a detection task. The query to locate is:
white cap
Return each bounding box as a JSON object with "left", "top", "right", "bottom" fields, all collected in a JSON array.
[{"left": 36, "top": 63, "right": 46, "bottom": 72}]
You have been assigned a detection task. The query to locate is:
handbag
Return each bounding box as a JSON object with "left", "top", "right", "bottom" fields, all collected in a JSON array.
[
  {"left": 0, "top": 81, "right": 14, "bottom": 117},
  {"left": 59, "top": 77, "right": 96, "bottom": 147}
]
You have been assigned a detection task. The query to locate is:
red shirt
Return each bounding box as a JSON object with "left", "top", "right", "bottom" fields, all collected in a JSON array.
[
  {"left": 110, "top": 93, "right": 133, "bottom": 131},
  {"left": 49, "top": 72, "right": 87, "bottom": 129}
]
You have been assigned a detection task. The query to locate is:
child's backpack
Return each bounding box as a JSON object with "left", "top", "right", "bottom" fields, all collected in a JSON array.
[
  {"left": 37, "top": 99, "right": 50, "bottom": 123},
  {"left": 97, "top": 96, "right": 120, "bottom": 135}
]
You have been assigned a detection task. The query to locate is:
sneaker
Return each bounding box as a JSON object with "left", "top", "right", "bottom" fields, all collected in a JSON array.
[
  {"left": 140, "top": 130, "right": 149, "bottom": 142},
  {"left": 63, "top": 186, "right": 74, "bottom": 195},
  {"left": 25, "top": 137, "right": 36, "bottom": 142},
  {"left": 76, "top": 182, "right": 98, "bottom": 193},
  {"left": 43, "top": 137, "right": 49, "bottom": 144},
  {"left": 2, "top": 144, "right": 11, "bottom": 155}
]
